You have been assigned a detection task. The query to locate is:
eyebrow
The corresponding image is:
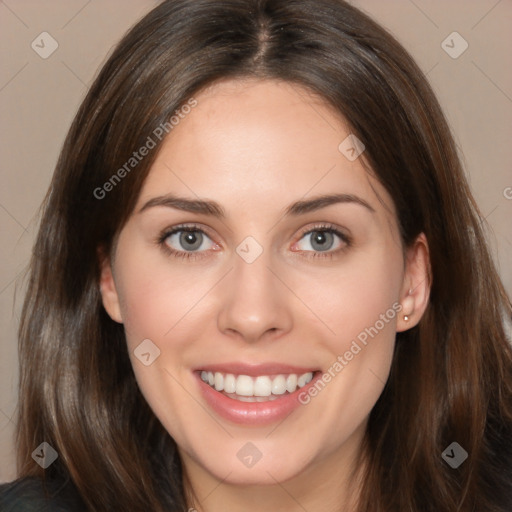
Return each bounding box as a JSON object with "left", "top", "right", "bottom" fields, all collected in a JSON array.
[{"left": 138, "top": 192, "right": 375, "bottom": 218}]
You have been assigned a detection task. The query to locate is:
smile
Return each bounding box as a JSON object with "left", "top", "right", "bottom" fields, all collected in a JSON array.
[
  {"left": 195, "top": 365, "right": 321, "bottom": 425},
  {"left": 200, "top": 371, "right": 314, "bottom": 402}
]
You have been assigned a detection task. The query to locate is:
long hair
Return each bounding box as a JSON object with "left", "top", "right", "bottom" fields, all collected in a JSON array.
[{"left": 16, "top": 0, "right": 512, "bottom": 510}]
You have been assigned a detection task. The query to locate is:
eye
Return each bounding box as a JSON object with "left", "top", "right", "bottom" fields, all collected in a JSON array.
[
  {"left": 157, "top": 222, "right": 351, "bottom": 261},
  {"left": 293, "top": 224, "right": 351, "bottom": 258},
  {"left": 157, "top": 224, "right": 218, "bottom": 260}
]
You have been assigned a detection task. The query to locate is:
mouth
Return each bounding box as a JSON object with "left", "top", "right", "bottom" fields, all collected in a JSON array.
[
  {"left": 199, "top": 370, "right": 315, "bottom": 402},
  {"left": 194, "top": 364, "right": 321, "bottom": 425}
]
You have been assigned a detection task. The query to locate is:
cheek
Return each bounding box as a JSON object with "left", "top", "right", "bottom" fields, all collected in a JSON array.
[
  {"left": 115, "top": 249, "right": 211, "bottom": 347},
  {"left": 291, "top": 247, "right": 402, "bottom": 415},
  {"left": 296, "top": 246, "right": 403, "bottom": 346},
  {"left": 113, "top": 251, "right": 210, "bottom": 439}
]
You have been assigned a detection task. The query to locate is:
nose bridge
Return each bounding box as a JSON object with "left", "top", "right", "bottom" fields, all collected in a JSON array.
[
  {"left": 233, "top": 244, "right": 273, "bottom": 299},
  {"left": 216, "top": 239, "right": 292, "bottom": 341}
]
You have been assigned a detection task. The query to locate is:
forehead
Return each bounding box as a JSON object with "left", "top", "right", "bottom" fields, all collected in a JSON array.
[{"left": 136, "top": 78, "right": 396, "bottom": 223}]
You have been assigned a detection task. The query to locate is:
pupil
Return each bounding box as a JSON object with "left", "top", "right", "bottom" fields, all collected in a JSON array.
[
  {"left": 181, "top": 231, "right": 202, "bottom": 250},
  {"left": 312, "top": 231, "right": 333, "bottom": 251},
  {"left": 315, "top": 232, "right": 326, "bottom": 244}
]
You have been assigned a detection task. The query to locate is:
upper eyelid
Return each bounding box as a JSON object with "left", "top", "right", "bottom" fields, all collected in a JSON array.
[
  {"left": 161, "top": 223, "right": 215, "bottom": 240},
  {"left": 161, "top": 222, "right": 345, "bottom": 235},
  {"left": 298, "top": 223, "right": 349, "bottom": 237}
]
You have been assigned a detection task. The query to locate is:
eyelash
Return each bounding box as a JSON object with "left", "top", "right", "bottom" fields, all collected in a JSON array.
[{"left": 156, "top": 223, "right": 352, "bottom": 261}]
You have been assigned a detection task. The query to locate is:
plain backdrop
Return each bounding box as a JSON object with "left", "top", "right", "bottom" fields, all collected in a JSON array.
[{"left": 1, "top": 0, "right": 511, "bottom": 482}]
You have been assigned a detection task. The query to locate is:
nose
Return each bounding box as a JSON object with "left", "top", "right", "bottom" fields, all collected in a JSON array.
[{"left": 216, "top": 248, "right": 293, "bottom": 344}]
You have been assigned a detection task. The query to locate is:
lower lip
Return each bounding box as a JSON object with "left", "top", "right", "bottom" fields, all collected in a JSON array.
[{"left": 196, "top": 372, "right": 321, "bottom": 425}]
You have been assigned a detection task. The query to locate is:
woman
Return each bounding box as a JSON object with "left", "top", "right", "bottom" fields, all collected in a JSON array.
[{"left": 1, "top": 0, "right": 511, "bottom": 510}]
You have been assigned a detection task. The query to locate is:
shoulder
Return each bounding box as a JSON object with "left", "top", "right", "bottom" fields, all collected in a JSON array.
[{"left": 0, "top": 477, "right": 86, "bottom": 512}]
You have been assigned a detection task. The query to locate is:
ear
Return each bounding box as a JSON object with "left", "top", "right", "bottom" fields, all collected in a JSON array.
[
  {"left": 396, "top": 233, "right": 431, "bottom": 332},
  {"left": 98, "top": 247, "right": 124, "bottom": 324}
]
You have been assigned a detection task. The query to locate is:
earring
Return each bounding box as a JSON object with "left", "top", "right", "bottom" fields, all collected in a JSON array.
[{"left": 401, "top": 295, "right": 414, "bottom": 322}]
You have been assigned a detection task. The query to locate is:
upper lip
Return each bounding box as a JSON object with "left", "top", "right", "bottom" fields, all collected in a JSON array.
[{"left": 194, "top": 362, "right": 319, "bottom": 376}]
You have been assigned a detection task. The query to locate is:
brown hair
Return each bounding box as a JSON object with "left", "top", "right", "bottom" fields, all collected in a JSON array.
[{"left": 16, "top": 0, "right": 512, "bottom": 510}]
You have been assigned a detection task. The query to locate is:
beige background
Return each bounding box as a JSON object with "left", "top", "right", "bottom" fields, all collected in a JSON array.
[{"left": 1, "top": 0, "right": 511, "bottom": 482}]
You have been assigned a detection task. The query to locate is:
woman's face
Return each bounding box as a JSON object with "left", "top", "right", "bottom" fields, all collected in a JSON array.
[{"left": 100, "top": 79, "right": 429, "bottom": 488}]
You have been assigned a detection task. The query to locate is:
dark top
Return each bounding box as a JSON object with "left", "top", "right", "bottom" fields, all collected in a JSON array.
[{"left": 0, "top": 477, "right": 86, "bottom": 511}]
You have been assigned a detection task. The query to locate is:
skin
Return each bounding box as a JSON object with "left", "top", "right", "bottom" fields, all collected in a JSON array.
[{"left": 99, "top": 78, "right": 430, "bottom": 512}]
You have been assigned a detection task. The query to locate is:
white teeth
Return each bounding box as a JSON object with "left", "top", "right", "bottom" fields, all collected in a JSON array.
[
  {"left": 254, "top": 376, "right": 272, "bottom": 397},
  {"left": 234, "top": 395, "right": 254, "bottom": 402},
  {"left": 236, "top": 375, "right": 254, "bottom": 396},
  {"left": 200, "top": 370, "right": 315, "bottom": 398},
  {"left": 271, "top": 375, "right": 287, "bottom": 395},
  {"left": 224, "top": 373, "right": 236, "bottom": 393},
  {"left": 214, "top": 372, "right": 224, "bottom": 391},
  {"left": 286, "top": 374, "right": 298, "bottom": 393},
  {"left": 297, "top": 372, "right": 313, "bottom": 388},
  {"left": 233, "top": 395, "right": 280, "bottom": 402}
]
